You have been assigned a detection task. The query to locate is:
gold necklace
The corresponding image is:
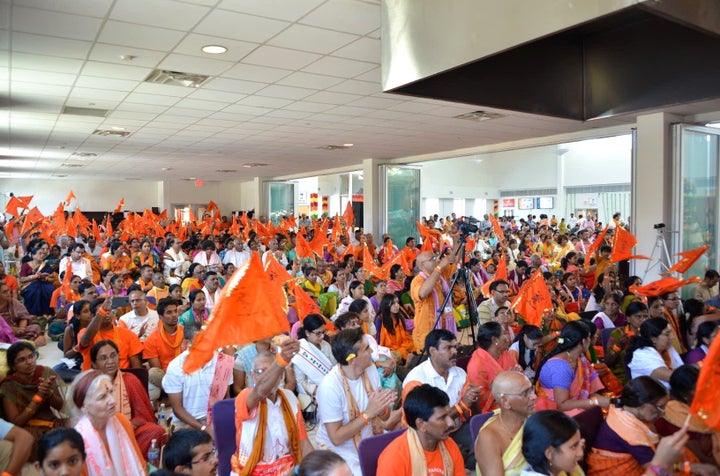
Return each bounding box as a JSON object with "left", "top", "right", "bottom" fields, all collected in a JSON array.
[{"left": 498, "top": 414, "right": 520, "bottom": 440}]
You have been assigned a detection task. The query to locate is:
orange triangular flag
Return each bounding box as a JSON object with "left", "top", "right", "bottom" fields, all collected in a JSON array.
[
  {"left": 342, "top": 202, "right": 354, "bottom": 229},
  {"left": 16, "top": 196, "right": 33, "bottom": 207},
  {"left": 295, "top": 230, "right": 314, "bottom": 258},
  {"left": 629, "top": 276, "right": 701, "bottom": 297},
  {"left": 60, "top": 258, "right": 73, "bottom": 301},
  {"left": 583, "top": 226, "right": 609, "bottom": 268},
  {"left": 288, "top": 280, "right": 322, "bottom": 321},
  {"left": 309, "top": 228, "right": 330, "bottom": 257},
  {"left": 206, "top": 200, "right": 219, "bottom": 215},
  {"left": 511, "top": 269, "right": 553, "bottom": 327},
  {"left": 91, "top": 219, "right": 102, "bottom": 243},
  {"left": 187, "top": 207, "right": 197, "bottom": 225},
  {"left": 264, "top": 253, "right": 293, "bottom": 286},
  {"left": 64, "top": 190, "right": 76, "bottom": 205},
  {"left": 183, "top": 253, "right": 290, "bottom": 374},
  {"left": 362, "top": 244, "right": 376, "bottom": 274},
  {"left": 105, "top": 215, "right": 113, "bottom": 238},
  {"left": 3, "top": 196, "right": 25, "bottom": 218},
  {"left": 489, "top": 215, "right": 504, "bottom": 240},
  {"left": 420, "top": 237, "right": 434, "bottom": 253},
  {"left": 113, "top": 198, "right": 125, "bottom": 214},
  {"left": 481, "top": 253, "right": 508, "bottom": 298},
  {"left": 342, "top": 243, "right": 355, "bottom": 259},
  {"left": 611, "top": 227, "right": 649, "bottom": 263},
  {"left": 665, "top": 245, "right": 710, "bottom": 275},
  {"left": 229, "top": 214, "right": 240, "bottom": 236},
  {"left": 73, "top": 208, "right": 91, "bottom": 232},
  {"left": 690, "top": 333, "right": 720, "bottom": 430},
  {"left": 20, "top": 207, "right": 44, "bottom": 235}
]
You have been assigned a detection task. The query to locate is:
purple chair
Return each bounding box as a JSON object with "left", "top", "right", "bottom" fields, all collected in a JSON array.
[
  {"left": 358, "top": 428, "right": 407, "bottom": 476},
  {"left": 469, "top": 411, "right": 494, "bottom": 443},
  {"left": 212, "top": 398, "right": 236, "bottom": 476}
]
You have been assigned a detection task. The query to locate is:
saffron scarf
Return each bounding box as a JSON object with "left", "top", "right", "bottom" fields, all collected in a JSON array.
[
  {"left": 238, "top": 391, "right": 302, "bottom": 476},
  {"left": 339, "top": 366, "right": 384, "bottom": 449},
  {"left": 407, "top": 427, "right": 453, "bottom": 476},
  {"left": 76, "top": 413, "right": 145, "bottom": 476}
]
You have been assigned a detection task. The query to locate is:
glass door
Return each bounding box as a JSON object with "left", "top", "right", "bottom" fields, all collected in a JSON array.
[
  {"left": 674, "top": 125, "right": 720, "bottom": 290},
  {"left": 380, "top": 165, "right": 421, "bottom": 244},
  {"left": 267, "top": 182, "right": 296, "bottom": 225}
]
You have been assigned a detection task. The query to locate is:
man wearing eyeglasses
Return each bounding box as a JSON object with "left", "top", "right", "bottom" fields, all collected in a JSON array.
[
  {"left": 478, "top": 280, "right": 511, "bottom": 325},
  {"left": 474, "top": 370, "right": 537, "bottom": 476},
  {"left": 162, "top": 428, "right": 218, "bottom": 476}
]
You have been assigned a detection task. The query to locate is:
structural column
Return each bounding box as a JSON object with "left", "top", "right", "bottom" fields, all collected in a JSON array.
[{"left": 362, "top": 158, "right": 383, "bottom": 236}]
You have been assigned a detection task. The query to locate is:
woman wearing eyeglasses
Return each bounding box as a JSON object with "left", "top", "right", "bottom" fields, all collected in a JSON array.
[
  {"left": 587, "top": 376, "right": 717, "bottom": 476},
  {"left": 627, "top": 318, "right": 684, "bottom": 390},
  {"left": 662, "top": 292, "right": 687, "bottom": 354},
  {"left": 605, "top": 301, "right": 650, "bottom": 384},
  {"left": 0, "top": 341, "right": 64, "bottom": 458},
  {"left": 292, "top": 314, "right": 337, "bottom": 415},
  {"left": 90, "top": 340, "right": 166, "bottom": 459}
]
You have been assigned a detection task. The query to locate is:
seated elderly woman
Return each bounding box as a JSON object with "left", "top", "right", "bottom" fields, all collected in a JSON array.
[
  {"left": 535, "top": 321, "right": 610, "bottom": 416},
  {"left": 0, "top": 282, "right": 44, "bottom": 345},
  {"left": 0, "top": 341, "right": 65, "bottom": 457},
  {"left": 90, "top": 340, "right": 166, "bottom": 458},
  {"left": 627, "top": 317, "right": 684, "bottom": 390},
  {"left": 71, "top": 370, "right": 145, "bottom": 476},
  {"left": 587, "top": 376, "right": 718, "bottom": 476}
]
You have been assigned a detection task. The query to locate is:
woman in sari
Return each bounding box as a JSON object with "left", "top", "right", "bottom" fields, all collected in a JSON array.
[
  {"left": 0, "top": 281, "right": 44, "bottom": 344},
  {"left": 53, "top": 299, "right": 92, "bottom": 383},
  {"left": 90, "top": 340, "right": 166, "bottom": 458},
  {"left": 19, "top": 239, "right": 57, "bottom": 317},
  {"left": 378, "top": 294, "right": 415, "bottom": 364},
  {"left": 467, "top": 321, "right": 520, "bottom": 413},
  {"left": 71, "top": 370, "right": 145, "bottom": 476},
  {"left": 101, "top": 242, "right": 136, "bottom": 289},
  {"left": 291, "top": 314, "right": 336, "bottom": 414},
  {"left": 605, "top": 301, "right": 649, "bottom": 384},
  {"left": 592, "top": 292, "right": 627, "bottom": 330},
  {"left": 685, "top": 321, "right": 719, "bottom": 365},
  {"left": 535, "top": 321, "right": 610, "bottom": 416},
  {"left": 559, "top": 272, "right": 589, "bottom": 314},
  {"left": 657, "top": 365, "right": 720, "bottom": 466},
  {"left": 178, "top": 289, "right": 209, "bottom": 327},
  {"left": 0, "top": 341, "right": 65, "bottom": 458},
  {"left": 509, "top": 324, "right": 543, "bottom": 380},
  {"left": 627, "top": 317, "right": 683, "bottom": 390},
  {"left": 300, "top": 266, "right": 337, "bottom": 318},
  {"left": 132, "top": 239, "right": 159, "bottom": 272},
  {"left": 180, "top": 263, "right": 204, "bottom": 298}
]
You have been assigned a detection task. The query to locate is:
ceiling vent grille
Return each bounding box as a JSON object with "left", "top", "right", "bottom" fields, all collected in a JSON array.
[
  {"left": 242, "top": 163, "right": 267, "bottom": 168},
  {"left": 71, "top": 152, "right": 97, "bottom": 158},
  {"left": 144, "top": 69, "right": 210, "bottom": 88},
  {"left": 60, "top": 163, "right": 86, "bottom": 168},
  {"left": 62, "top": 106, "right": 110, "bottom": 117},
  {"left": 318, "top": 145, "right": 352, "bottom": 151},
  {"left": 454, "top": 110, "right": 504, "bottom": 122},
  {"left": 92, "top": 129, "right": 131, "bottom": 137}
]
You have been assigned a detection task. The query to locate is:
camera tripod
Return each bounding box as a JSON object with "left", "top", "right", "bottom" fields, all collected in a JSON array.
[{"left": 643, "top": 224, "right": 676, "bottom": 280}]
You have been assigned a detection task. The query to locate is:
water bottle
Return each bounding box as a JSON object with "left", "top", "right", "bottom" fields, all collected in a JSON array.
[
  {"left": 148, "top": 439, "right": 160, "bottom": 468},
  {"left": 158, "top": 403, "right": 168, "bottom": 430}
]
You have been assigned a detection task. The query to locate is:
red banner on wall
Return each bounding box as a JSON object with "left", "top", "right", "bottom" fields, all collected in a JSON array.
[
  {"left": 310, "top": 193, "right": 318, "bottom": 212},
  {"left": 322, "top": 196, "right": 328, "bottom": 213},
  {"left": 502, "top": 198, "right": 515, "bottom": 207}
]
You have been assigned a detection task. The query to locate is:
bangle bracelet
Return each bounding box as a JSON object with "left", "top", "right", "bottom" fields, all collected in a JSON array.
[
  {"left": 683, "top": 462, "right": 690, "bottom": 473},
  {"left": 359, "top": 412, "right": 369, "bottom": 425},
  {"left": 611, "top": 344, "right": 621, "bottom": 353},
  {"left": 454, "top": 404, "right": 467, "bottom": 422},
  {"left": 276, "top": 353, "right": 290, "bottom": 367},
  {"left": 32, "top": 394, "right": 43, "bottom": 404},
  {"left": 459, "top": 400, "right": 471, "bottom": 413}
]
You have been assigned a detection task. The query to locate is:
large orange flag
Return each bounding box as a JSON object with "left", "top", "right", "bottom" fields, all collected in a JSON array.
[
  {"left": 342, "top": 202, "right": 354, "bottom": 229},
  {"left": 295, "top": 230, "right": 314, "bottom": 258},
  {"left": 64, "top": 190, "right": 76, "bottom": 205},
  {"left": 629, "top": 276, "right": 701, "bottom": 297},
  {"left": 584, "top": 226, "right": 609, "bottom": 268},
  {"left": 4, "top": 196, "right": 26, "bottom": 217},
  {"left": 206, "top": 200, "right": 219, "bottom": 215},
  {"left": 611, "top": 227, "right": 649, "bottom": 263},
  {"left": 264, "top": 253, "right": 293, "bottom": 286},
  {"left": 691, "top": 334, "right": 720, "bottom": 430},
  {"left": 91, "top": 219, "right": 102, "bottom": 243},
  {"left": 511, "top": 269, "right": 553, "bottom": 327},
  {"left": 488, "top": 215, "right": 504, "bottom": 240},
  {"left": 60, "top": 259, "right": 73, "bottom": 300},
  {"left": 481, "top": 253, "right": 508, "bottom": 298},
  {"left": 664, "top": 245, "right": 710, "bottom": 275},
  {"left": 288, "top": 280, "right": 322, "bottom": 321},
  {"left": 183, "top": 253, "right": 290, "bottom": 374},
  {"left": 20, "top": 207, "right": 44, "bottom": 235}
]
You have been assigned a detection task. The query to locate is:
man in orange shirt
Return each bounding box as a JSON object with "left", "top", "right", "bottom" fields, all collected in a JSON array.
[
  {"left": 378, "top": 383, "right": 465, "bottom": 475},
  {"left": 77, "top": 298, "right": 143, "bottom": 371},
  {"left": 144, "top": 297, "right": 183, "bottom": 402}
]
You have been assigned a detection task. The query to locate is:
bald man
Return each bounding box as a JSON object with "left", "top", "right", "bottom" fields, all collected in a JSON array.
[{"left": 474, "top": 371, "right": 536, "bottom": 476}]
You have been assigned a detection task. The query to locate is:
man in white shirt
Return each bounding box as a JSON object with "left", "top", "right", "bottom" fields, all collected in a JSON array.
[
  {"left": 118, "top": 288, "right": 159, "bottom": 342},
  {"left": 201, "top": 271, "right": 222, "bottom": 311},
  {"left": 262, "top": 238, "right": 288, "bottom": 267},
  {"left": 164, "top": 238, "right": 190, "bottom": 285},
  {"left": 59, "top": 243, "right": 94, "bottom": 283},
  {"left": 222, "top": 238, "right": 251, "bottom": 268},
  {"left": 84, "top": 236, "right": 103, "bottom": 262},
  {"left": 403, "top": 329, "right": 480, "bottom": 470}
]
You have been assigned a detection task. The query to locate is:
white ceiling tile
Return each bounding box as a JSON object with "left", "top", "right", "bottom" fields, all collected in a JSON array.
[
  {"left": 300, "top": 0, "right": 379, "bottom": 35},
  {"left": 237, "top": 95, "right": 293, "bottom": 108},
  {"left": 332, "top": 37, "right": 380, "bottom": 62},
  {"left": 110, "top": 0, "right": 211, "bottom": 31},
  {"left": 11, "top": 33, "right": 93, "bottom": 60},
  {"left": 221, "top": 104, "right": 272, "bottom": 116},
  {"left": 163, "top": 107, "right": 212, "bottom": 118},
  {"left": 12, "top": 0, "right": 114, "bottom": 18},
  {"left": 11, "top": 52, "right": 84, "bottom": 74},
  {"left": 283, "top": 101, "right": 335, "bottom": 113},
  {"left": 10, "top": 83, "right": 71, "bottom": 98},
  {"left": 302, "top": 56, "right": 375, "bottom": 78},
  {"left": 354, "top": 66, "right": 380, "bottom": 82},
  {"left": 97, "top": 21, "right": 185, "bottom": 52},
  {"left": 64, "top": 98, "right": 121, "bottom": 111},
  {"left": 194, "top": 10, "right": 289, "bottom": 43},
  {"left": 347, "top": 96, "right": 402, "bottom": 109},
  {"left": 303, "top": 91, "right": 361, "bottom": 105},
  {"left": 75, "top": 76, "right": 138, "bottom": 92},
  {"left": 172, "top": 34, "right": 258, "bottom": 62},
  {"left": 69, "top": 87, "right": 128, "bottom": 102},
  {"left": 327, "top": 79, "right": 380, "bottom": 95},
  {"left": 217, "top": 0, "right": 324, "bottom": 22},
  {"left": 256, "top": 84, "right": 314, "bottom": 100},
  {"left": 173, "top": 98, "right": 228, "bottom": 111},
  {"left": 189, "top": 89, "right": 246, "bottom": 103},
  {"left": 268, "top": 24, "right": 358, "bottom": 55},
  {"left": 12, "top": 7, "right": 103, "bottom": 41},
  {"left": 88, "top": 43, "right": 166, "bottom": 68},
  {"left": 114, "top": 102, "right": 168, "bottom": 114},
  {"left": 203, "top": 77, "right": 267, "bottom": 94},
  {"left": 158, "top": 53, "right": 234, "bottom": 76},
  {"left": 264, "top": 109, "right": 312, "bottom": 120},
  {"left": 242, "top": 46, "right": 320, "bottom": 70},
  {"left": 133, "top": 82, "right": 195, "bottom": 97},
  {"left": 222, "top": 63, "right": 292, "bottom": 82},
  {"left": 155, "top": 114, "right": 205, "bottom": 124},
  {"left": 386, "top": 101, "right": 441, "bottom": 114},
  {"left": 11, "top": 69, "right": 77, "bottom": 85},
  {"left": 125, "top": 92, "right": 180, "bottom": 106},
  {"left": 276, "top": 71, "right": 343, "bottom": 89},
  {"left": 81, "top": 61, "right": 153, "bottom": 81},
  {"left": 326, "top": 105, "right": 373, "bottom": 116}
]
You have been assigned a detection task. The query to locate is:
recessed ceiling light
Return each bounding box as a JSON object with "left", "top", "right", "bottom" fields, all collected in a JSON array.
[
  {"left": 343, "top": 143, "right": 354, "bottom": 147},
  {"left": 319, "top": 144, "right": 353, "bottom": 150},
  {"left": 161, "top": 167, "right": 172, "bottom": 171},
  {"left": 201, "top": 45, "right": 227, "bottom": 54},
  {"left": 242, "top": 163, "right": 267, "bottom": 168}
]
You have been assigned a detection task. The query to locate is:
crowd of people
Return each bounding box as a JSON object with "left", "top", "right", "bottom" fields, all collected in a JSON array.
[{"left": 0, "top": 206, "right": 715, "bottom": 475}]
